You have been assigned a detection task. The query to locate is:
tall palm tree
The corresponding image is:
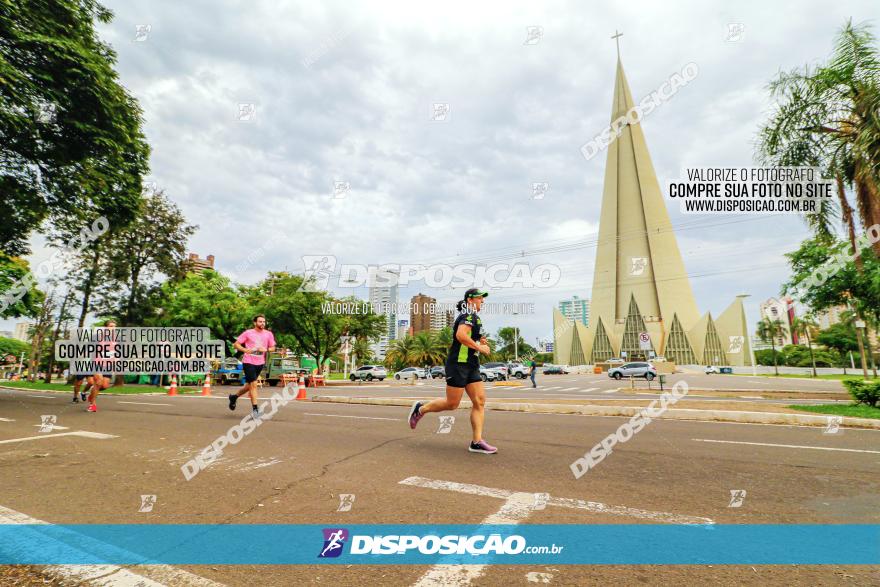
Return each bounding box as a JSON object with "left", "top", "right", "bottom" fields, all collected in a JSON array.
[
  {"left": 758, "top": 20, "right": 880, "bottom": 258},
  {"left": 351, "top": 337, "right": 373, "bottom": 367},
  {"left": 409, "top": 331, "right": 446, "bottom": 367},
  {"left": 791, "top": 315, "right": 820, "bottom": 377},
  {"left": 384, "top": 337, "right": 415, "bottom": 371},
  {"left": 757, "top": 317, "right": 788, "bottom": 376}
]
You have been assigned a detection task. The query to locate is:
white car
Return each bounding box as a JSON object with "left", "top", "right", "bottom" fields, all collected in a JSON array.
[
  {"left": 394, "top": 367, "right": 427, "bottom": 381},
  {"left": 705, "top": 365, "right": 718, "bottom": 374}
]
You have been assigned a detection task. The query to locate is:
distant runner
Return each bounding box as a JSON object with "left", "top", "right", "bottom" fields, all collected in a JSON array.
[
  {"left": 230, "top": 315, "right": 276, "bottom": 419},
  {"left": 408, "top": 288, "right": 497, "bottom": 454},
  {"left": 86, "top": 320, "right": 116, "bottom": 412},
  {"left": 529, "top": 359, "right": 537, "bottom": 388}
]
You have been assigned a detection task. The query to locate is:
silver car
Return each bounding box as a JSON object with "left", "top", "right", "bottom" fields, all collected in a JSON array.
[
  {"left": 608, "top": 362, "right": 657, "bottom": 381},
  {"left": 394, "top": 367, "right": 427, "bottom": 381},
  {"left": 349, "top": 365, "right": 387, "bottom": 381}
]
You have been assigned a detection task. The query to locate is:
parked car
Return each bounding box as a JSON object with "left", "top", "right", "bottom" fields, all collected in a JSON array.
[
  {"left": 484, "top": 362, "right": 509, "bottom": 377},
  {"left": 350, "top": 365, "right": 387, "bottom": 381},
  {"left": 608, "top": 362, "right": 658, "bottom": 380},
  {"left": 483, "top": 365, "right": 507, "bottom": 381},
  {"left": 394, "top": 366, "right": 427, "bottom": 381},
  {"left": 705, "top": 365, "right": 718, "bottom": 374},
  {"left": 479, "top": 365, "right": 502, "bottom": 382},
  {"left": 507, "top": 362, "right": 529, "bottom": 378},
  {"left": 543, "top": 364, "right": 560, "bottom": 374},
  {"left": 430, "top": 366, "right": 445, "bottom": 379}
]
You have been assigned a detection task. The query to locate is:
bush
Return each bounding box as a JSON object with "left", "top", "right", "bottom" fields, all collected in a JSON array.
[{"left": 842, "top": 379, "right": 880, "bottom": 407}]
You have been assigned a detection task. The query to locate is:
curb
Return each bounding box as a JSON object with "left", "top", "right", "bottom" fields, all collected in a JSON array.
[{"left": 310, "top": 395, "right": 880, "bottom": 430}]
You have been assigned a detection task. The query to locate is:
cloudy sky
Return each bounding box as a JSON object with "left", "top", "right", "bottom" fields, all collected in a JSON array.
[{"left": 5, "top": 0, "right": 877, "bottom": 346}]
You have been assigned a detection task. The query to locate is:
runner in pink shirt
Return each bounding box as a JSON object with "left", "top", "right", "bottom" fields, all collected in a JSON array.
[{"left": 230, "top": 315, "right": 276, "bottom": 418}]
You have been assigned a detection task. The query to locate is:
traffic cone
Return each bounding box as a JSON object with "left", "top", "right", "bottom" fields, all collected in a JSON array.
[
  {"left": 201, "top": 373, "right": 212, "bottom": 396},
  {"left": 167, "top": 374, "right": 178, "bottom": 396},
  {"left": 296, "top": 375, "right": 307, "bottom": 400}
]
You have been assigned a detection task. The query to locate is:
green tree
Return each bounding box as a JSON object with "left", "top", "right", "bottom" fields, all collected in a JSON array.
[
  {"left": 757, "top": 20, "right": 880, "bottom": 256},
  {"left": 103, "top": 189, "right": 196, "bottom": 325},
  {"left": 494, "top": 327, "right": 535, "bottom": 361},
  {"left": 0, "top": 0, "right": 150, "bottom": 256},
  {"left": 385, "top": 336, "right": 415, "bottom": 372},
  {"left": 250, "top": 274, "right": 385, "bottom": 371},
  {"left": 154, "top": 270, "right": 253, "bottom": 354},
  {"left": 0, "top": 335, "right": 29, "bottom": 367},
  {"left": 350, "top": 337, "right": 374, "bottom": 366},
  {"left": 0, "top": 252, "right": 43, "bottom": 318},
  {"left": 816, "top": 322, "right": 860, "bottom": 373},
  {"left": 409, "top": 331, "right": 446, "bottom": 367},
  {"left": 757, "top": 317, "right": 787, "bottom": 376}
]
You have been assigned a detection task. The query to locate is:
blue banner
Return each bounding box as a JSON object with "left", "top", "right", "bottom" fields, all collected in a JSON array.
[{"left": 0, "top": 524, "right": 876, "bottom": 565}]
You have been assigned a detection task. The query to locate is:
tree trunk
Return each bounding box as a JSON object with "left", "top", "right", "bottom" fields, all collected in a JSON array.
[
  {"left": 78, "top": 248, "right": 101, "bottom": 328},
  {"left": 836, "top": 175, "right": 863, "bottom": 270},
  {"left": 44, "top": 291, "right": 72, "bottom": 383},
  {"left": 854, "top": 312, "right": 869, "bottom": 379},
  {"left": 771, "top": 339, "right": 778, "bottom": 376},
  {"left": 806, "top": 332, "right": 817, "bottom": 378},
  {"left": 853, "top": 166, "right": 880, "bottom": 258}
]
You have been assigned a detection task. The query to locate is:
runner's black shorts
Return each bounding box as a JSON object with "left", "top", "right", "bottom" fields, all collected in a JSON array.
[
  {"left": 445, "top": 362, "right": 481, "bottom": 388},
  {"left": 243, "top": 363, "right": 264, "bottom": 383}
]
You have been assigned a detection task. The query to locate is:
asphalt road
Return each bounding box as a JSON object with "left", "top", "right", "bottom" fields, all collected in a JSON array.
[{"left": 1, "top": 386, "right": 878, "bottom": 586}]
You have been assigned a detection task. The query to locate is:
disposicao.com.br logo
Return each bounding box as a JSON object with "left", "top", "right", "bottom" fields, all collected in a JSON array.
[{"left": 318, "top": 528, "right": 562, "bottom": 557}]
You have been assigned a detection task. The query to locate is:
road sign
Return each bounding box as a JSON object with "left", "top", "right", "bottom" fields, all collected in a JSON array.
[
  {"left": 855, "top": 320, "right": 866, "bottom": 328},
  {"left": 638, "top": 332, "right": 651, "bottom": 350}
]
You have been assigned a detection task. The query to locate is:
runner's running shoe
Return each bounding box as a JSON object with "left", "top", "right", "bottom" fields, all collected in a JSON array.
[
  {"left": 87, "top": 404, "right": 97, "bottom": 413},
  {"left": 408, "top": 401, "right": 423, "bottom": 429},
  {"left": 228, "top": 393, "right": 237, "bottom": 411},
  {"left": 468, "top": 440, "right": 497, "bottom": 454}
]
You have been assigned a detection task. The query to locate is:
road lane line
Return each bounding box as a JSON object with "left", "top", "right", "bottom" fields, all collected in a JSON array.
[
  {"left": 117, "top": 401, "right": 172, "bottom": 406},
  {"left": 32, "top": 425, "right": 70, "bottom": 430},
  {"left": 692, "top": 438, "right": 880, "bottom": 454},
  {"left": 29, "top": 394, "right": 58, "bottom": 398},
  {"left": 560, "top": 387, "right": 579, "bottom": 391},
  {"left": 304, "top": 413, "right": 398, "bottom": 421},
  {"left": 0, "top": 431, "right": 117, "bottom": 445},
  {"left": 403, "top": 476, "right": 713, "bottom": 587},
  {"left": 0, "top": 504, "right": 224, "bottom": 587},
  {"left": 0, "top": 417, "right": 15, "bottom": 422},
  {"left": 399, "top": 476, "right": 714, "bottom": 525},
  {"left": 575, "top": 388, "right": 599, "bottom": 393}
]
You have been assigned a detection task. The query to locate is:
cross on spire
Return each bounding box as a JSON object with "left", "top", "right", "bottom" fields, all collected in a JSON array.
[{"left": 611, "top": 30, "right": 623, "bottom": 57}]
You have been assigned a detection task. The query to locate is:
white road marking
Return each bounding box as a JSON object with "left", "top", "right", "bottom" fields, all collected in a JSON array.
[
  {"left": 575, "top": 388, "right": 600, "bottom": 393},
  {"left": 304, "top": 412, "right": 398, "bottom": 421},
  {"left": 602, "top": 389, "right": 618, "bottom": 394},
  {"left": 402, "top": 476, "right": 712, "bottom": 587},
  {"left": 559, "top": 387, "right": 579, "bottom": 392},
  {"left": 32, "top": 425, "right": 70, "bottom": 430},
  {"left": 400, "top": 476, "right": 714, "bottom": 525},
  {"left": 0, "top": 504, "right": 223, "bottom": 587},
  {"left": 117, "top": 401, "right": 172, "bottom": 406},
  {"left": 0, "top": 417, "right": 15, "bottom": 422},
  {"left": 29, "top": 394, "right": 57, "bottom": 398},
  {"left": 692, "top": 438, "right": 880, "bottom": 454},
  {"left": 0, "top": 431, "right": 117, "bottom": 445}
]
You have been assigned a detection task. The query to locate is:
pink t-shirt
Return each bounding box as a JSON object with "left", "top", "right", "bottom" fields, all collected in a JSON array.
[{"left": 236, "top": 328, "right": 276, "bottom": 365}]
